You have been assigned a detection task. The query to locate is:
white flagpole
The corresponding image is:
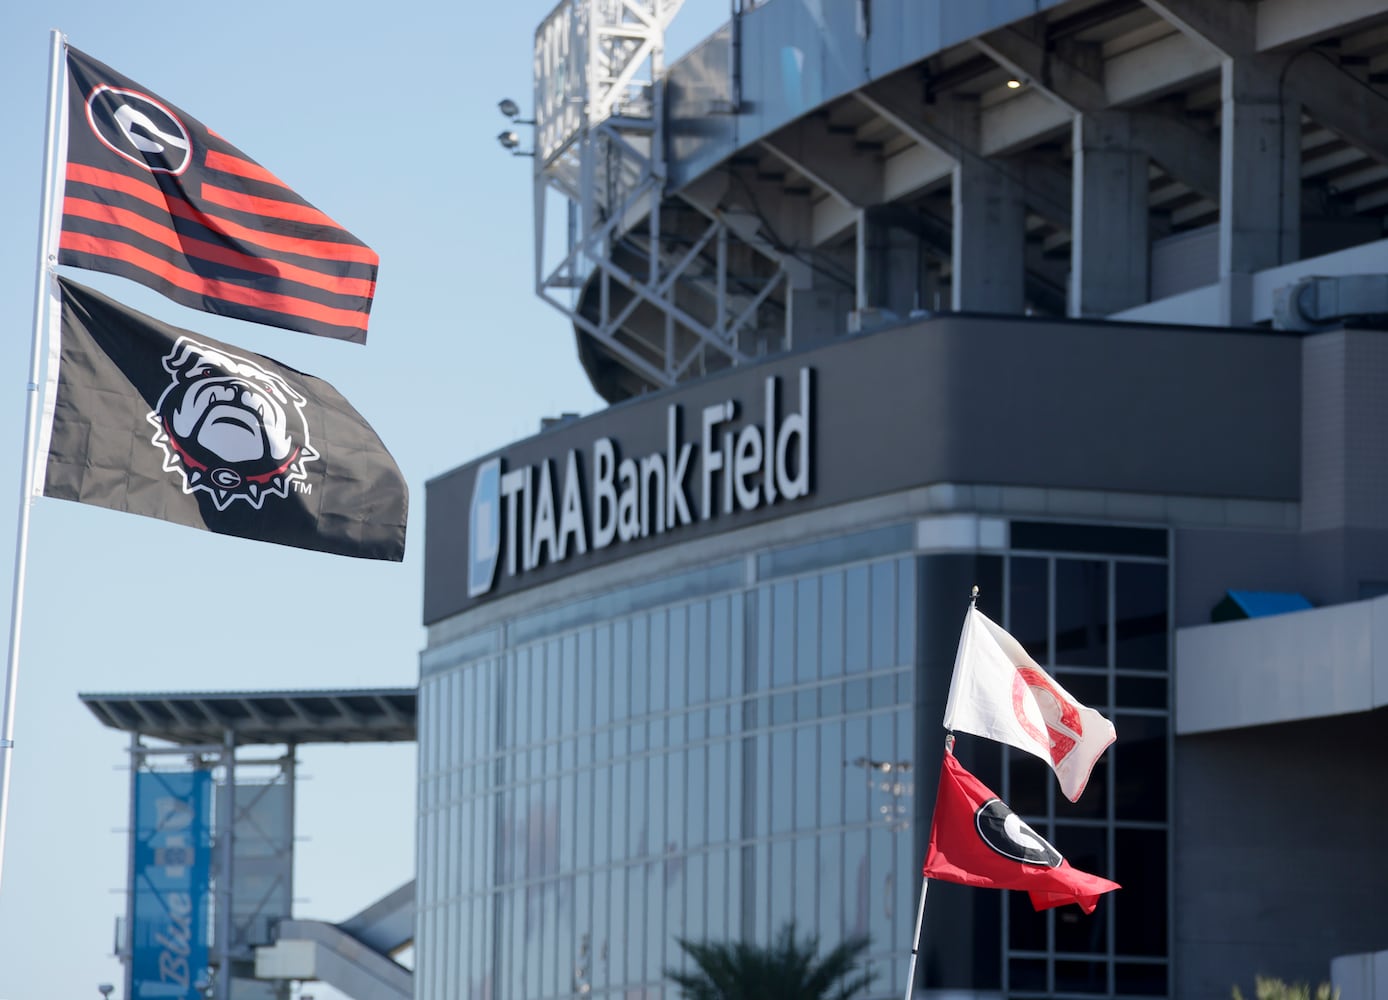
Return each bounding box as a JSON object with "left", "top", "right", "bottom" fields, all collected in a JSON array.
[
  {"left": 901, "top": 875, "right": 930, "bottom": 1000},
  {"left": 0, "top": 27, "right": 66, "bottom": 896}
]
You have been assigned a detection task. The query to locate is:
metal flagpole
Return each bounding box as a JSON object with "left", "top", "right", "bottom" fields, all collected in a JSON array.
[
  {"left": 901, "top": 875, "right": 930, "bottom": 1000},
  {"left": 0, "top": 27, "right": 66, "bottom": 896}
]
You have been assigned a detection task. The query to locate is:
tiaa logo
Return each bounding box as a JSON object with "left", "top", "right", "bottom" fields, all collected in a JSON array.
[{"left": 468, "top": 458, "right": 502, "bottom": 597}]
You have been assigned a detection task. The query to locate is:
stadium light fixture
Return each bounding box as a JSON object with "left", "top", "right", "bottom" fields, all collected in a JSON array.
[
  {"left": 496, "top": 129, "right": 535, "bottom": 157},
  {"left": 1005, "top": 78, "right": 1023, "bottom": 89},
  {"left": 497, "top": 97, "right": 536, "bottom": 124}
]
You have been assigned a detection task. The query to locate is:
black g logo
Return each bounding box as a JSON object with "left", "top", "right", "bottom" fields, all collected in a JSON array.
[
  {"left": 84, "top": 84, "right": 192, "bottom": 175},
  {"left": 975, "top": 799, "right": 1062, "bottom": 867}
]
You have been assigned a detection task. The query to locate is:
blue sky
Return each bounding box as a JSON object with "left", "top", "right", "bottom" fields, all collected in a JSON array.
[{"left": 0, "top": 3, "right": 727, "bottom": 997}]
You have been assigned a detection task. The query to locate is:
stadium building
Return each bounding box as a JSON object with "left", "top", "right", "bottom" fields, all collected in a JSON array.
[
  {"left": 418, "top": 1, "right": 1388, "bottom": 999},
  {"left": 90, "top": 1, "right": 1388, "bottom": 998}
]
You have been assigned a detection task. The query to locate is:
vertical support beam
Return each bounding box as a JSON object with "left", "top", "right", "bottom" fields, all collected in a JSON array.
[
  {"left": 1071, "top": 111, "right": 1150, "bottom": 317},
  {"left": 215, "top": 730, "right": 236, "bottom": 1000},
  {"left": 952, "top": 156, "right": 1026, "bottom": 312},
  {"left": 1220, "top": 56, "right": 1300, "bottom": 323},
  {"left": 123, "top": 733, "right": 142, "bottom": 1000},
  {"left": 855, "top": 209, "right": 869, "bottom": 312}
]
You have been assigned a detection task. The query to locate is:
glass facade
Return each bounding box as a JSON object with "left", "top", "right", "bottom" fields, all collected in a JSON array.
[{"left": 417, "top": 518, "right": 1170, "bottom": 999}]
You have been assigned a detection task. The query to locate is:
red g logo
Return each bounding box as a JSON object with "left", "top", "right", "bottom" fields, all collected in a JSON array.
[{"left": 1011, "top": 666, "right": 1083, "bottom": 766}]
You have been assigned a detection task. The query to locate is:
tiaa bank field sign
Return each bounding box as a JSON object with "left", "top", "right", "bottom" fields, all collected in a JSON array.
[{"left": 468, "top": 367, "right": 813, "bottom": 597}]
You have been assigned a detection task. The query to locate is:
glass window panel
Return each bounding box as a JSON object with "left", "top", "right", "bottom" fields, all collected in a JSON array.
[
  {"left": 666, "top": 841, "right": 687, "bottom": 954},
  {"left": 754, "top": 587, "right": 771, "bottom": 694},
  {"left": 561, "top": 636, "right": 578, "bottom": 737},
  {"left": 1008, "top": 556, "right": 1050, "bottom": 663},
  {"left": 1056, "top": 669, "right": 1107, "bottom": 709},
  {"left": 1116, "top": 674, "right": 1168, "bottom": 710},
  {"left": 708, "top": 741, "right": 729, "bottom": 844},
  {"left": 844, "top": 717, "right": 869, "bottom": 823},
  {"left": 845, "top": 566, "right": 869, "bottom": 673},
  {"left": 771, "top": 730, "right": 794, "bottom": 835},
  {"left": 772, "top": 693, "right": 794, "bottom": 726},
  {"left": 730, "top": 595, "right": 746, "bottom": 699},
  {"left": 607, "top": 867, "right": 626, "bottom": 989},
  {"left": 1056, "top": 559, "right": 1110, "bottom": 667},
  {"left": 795, "top": 726, "right": 817, "bottom": 831},
  {"left": 546, "top": 640, "right": 561, "bottom": 737},
  {"left": 869, "top": 825, "right": 894, "bottom": 951},
  {"left": 1115, "top": 961, "right": 1168, "bottom": 995},
  {"left": 754, "top": 733, "right": 769, "bottom": 839},
  {"left": 769, "top": 840, "right": 793, "bottom": 937},
  {"left": 630, "top": 614, "right": 649, "bottom": 718},
  {"left": 613, "top": 761, "right": 630, "bottom": 863},
  {"left": 795, "top": 577, "right": 820, "bottom": 682},
  {"left": 595, "top": 625, "right": 612, "bottom": 726},
  {"left": 613, "top": 619, "right": 631, "bottom": 721},
  {"left": 531, "top": 647, "right": 547, "bottom": 744},
  {"left": 820, "top": 682, "right": 844, "bottom": 718},
  {"left": 578, "top": 630, "right": 595, "bottom": 731},
  {"left": 1055, "top": 958, "right": 1107, "bottom": 994},
  {"left": 669, "top": 604, "right": 689, "bottom": 710},
  {"left": 871, "top": 674, "right": 896, "bottom": 709},
  {"left": 897, "top": 557, "right": 916, "bottom": 666},
  {"left": 710, "top": 703, "right": 729, "bottom": 737},
  {"left": 871, "top": 560, "right": 896, "bottom": 669},
  {"left": 810, "top": 833, "right": 843, "bottom": 949},
  {"left": 649, "top": 610, "right": 668, "bottom": 714},
  {"left": 1115, "top": 827, "right": 1167, "bottom": 956},
  {"left": 794, "top": 835, "right": 817, "bottom": 928},
  {"left": 592, "top": 767, "right": 610, "bottom": 867},
  {"left": 1006, "top": 748, "right": 1049, "bottom": 817},
  {"left": 844, "top": 680, "right": 868, "bottom": 714},
  {"left": 709, "top": 597, "right": 730, "bottom": 701},
  {"left": 818, "top": 720, "right": 843, "bottom": 829},
  {"left": 628, "top": 757, "right": 647, "bottom": 858},
  {"left": 627, "top": 861, "right": 645, "bottom": 985},
  {"left": 1053, "top": 824, "right": 1108, "bottom": 953},
  {"left": 753, "top": 839, "right": 770, "bottom": 942},
  {"left": 689, "top": 600, "right": 709, "bottom": 706},
  {"left": 689, "top": 709, "right": 708, "bottom": 741},
  {"left": 773, "top": 581, "right": 795, "bottom": 688},
  {"left": 822, "top": 571, "right": 845, "bottom": 679},
  {"left": 687, "top": 851, "right": 708, "bottom": 944},
  {"left": 1009, "top": 958, "right": 1047, "bottom": 992},
  {"left": 666, "top": 750, "right": 686, "bottom": 854},
  {"left": 842, "top": 828, "right": 869, "bottom": 939},
  {"left": 796, "top": 688, "right": 817, "bottom": 722},
  {"left": 644, "top": 860, "right": 666, "bottom": 981},
  {"left": 1009, "top": 885, "right": 1047, "bottom": 951},
  {"left": 688, "top": 745, "right": 708, "bottom": 849},
  {"left": 1114, "top": 714, "right": 1168, "bottom": 822},
  {"left": 1116, "top": 561, "right": 1169, "bottom": 671}
]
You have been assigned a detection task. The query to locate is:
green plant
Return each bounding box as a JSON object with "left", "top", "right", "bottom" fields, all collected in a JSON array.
[
  {"left": 1231, "top": 975, "right": 1340, "bottom": 1000},
  {"left": 666, "top": 921, "right": 875, "bottom": 1000}
]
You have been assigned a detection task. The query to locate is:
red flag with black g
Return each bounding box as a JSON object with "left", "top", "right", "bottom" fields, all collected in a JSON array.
[
  {"left": 923, "top": 748, "right": 1120, "bottom": 913},
  {"left": 58, "top": 45, "right": 378, "bottom": 343}
]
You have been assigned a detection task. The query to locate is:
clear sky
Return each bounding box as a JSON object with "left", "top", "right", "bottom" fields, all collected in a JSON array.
[{"left": 0, "top": 2, "right": 727, "bottom": 998}]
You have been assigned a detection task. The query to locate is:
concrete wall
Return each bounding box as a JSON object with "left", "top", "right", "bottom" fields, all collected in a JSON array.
[{"left": 1175, "top": 711, "right": 1388, "bottom": 1000}]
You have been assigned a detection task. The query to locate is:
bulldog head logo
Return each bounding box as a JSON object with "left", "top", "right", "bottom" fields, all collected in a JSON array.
[{"left": 147, "top": 337, "right": 318, "bottom": 510}]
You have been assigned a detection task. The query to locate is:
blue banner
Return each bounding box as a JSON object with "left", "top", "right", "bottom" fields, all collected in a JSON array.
[{"left": 132, "top": 770, "right": 212, "bottom": 999}]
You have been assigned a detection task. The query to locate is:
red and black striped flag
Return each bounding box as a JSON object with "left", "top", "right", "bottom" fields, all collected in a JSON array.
[{"left": 58, "top": 45, "right": 378, "bottom": 344}]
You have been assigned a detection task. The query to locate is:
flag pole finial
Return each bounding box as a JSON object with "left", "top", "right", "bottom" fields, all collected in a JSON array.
[{"left": 970, "top": 585, "right": 979, "bottom": 608}]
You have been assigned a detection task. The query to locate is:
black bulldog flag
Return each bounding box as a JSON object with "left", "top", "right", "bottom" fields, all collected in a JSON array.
[
  {"left": 40, "top": 276, "right": 407, "bottom": 561},
  {"left": 59, "top": 46, "right": 378, "bottom": 343}
]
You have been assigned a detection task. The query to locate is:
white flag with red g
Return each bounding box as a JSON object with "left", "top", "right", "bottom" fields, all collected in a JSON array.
[{"left": 943, "top": 608, "right": 1115, "bottom": 802}]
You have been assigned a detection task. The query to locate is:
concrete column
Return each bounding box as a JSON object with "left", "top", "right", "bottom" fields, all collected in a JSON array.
[
  {"left": 951, "top": 157, "right": 1026, "bottom": 312},
  {"left": 1220, "top": 56, "right": 1300, "bottom": 323},
  {"left": 1070, "top": 111, "right": 1150, "bottom": 317}
]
